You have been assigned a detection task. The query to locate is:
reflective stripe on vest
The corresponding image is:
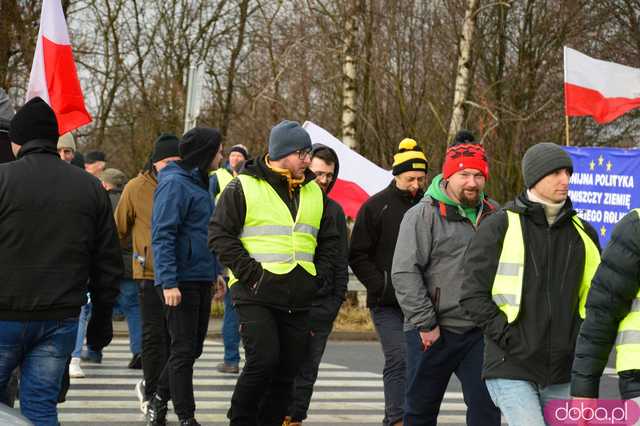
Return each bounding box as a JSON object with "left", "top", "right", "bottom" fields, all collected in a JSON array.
[
  {"left": 492, "top": 210, "right": 600, "bottom": 323},
  {"left": 614, "top": 209, "right": 640, "bottom": 372},
  {"left": 214, "top": 168, "right": 234, "bottom": 201},
  {"left": 228, "top": 174, "right": 323, "bottom": 287}
]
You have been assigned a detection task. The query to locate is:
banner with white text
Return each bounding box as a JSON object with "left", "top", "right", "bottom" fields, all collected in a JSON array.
[{"left": 564, "top": 147, "right": 640, "bottom": 247}]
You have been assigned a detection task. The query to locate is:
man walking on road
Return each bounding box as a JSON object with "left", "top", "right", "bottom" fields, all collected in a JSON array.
[
  {"left": 209, "top": 143, "right": 250, "bottom": 375},
  {"left": 392, "top": 133, "right": 500, "bottom": 426},
  {"left": 147, "top": 127, "right": 224, "bottom": 426},
  {"left": 114, "top": 134, "right": 181, "bottom": 413},
  {"left": 571, "top": 208, "right": 640, "bottom": 403},
  {"left": 349, "top": 138, "right": 427, "bottom": 426},
  {"left": 0, "top": 97, "right": 122, "bottom": 425},
  {"left": 460, "top": 142, "right": 601, "bottom": 425},
  {"left": 209, "top": 120, "right": 339, "bottom": 426},
  {"left": 285, "top": 144, "right": 349, "bottom": 425}
]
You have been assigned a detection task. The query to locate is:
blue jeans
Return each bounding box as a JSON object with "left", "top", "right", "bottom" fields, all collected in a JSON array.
[
  {"left": 404, "top": 328, "right": 500, "bottom": 426},
  {"left": 222, "top": 289, "right": 240, "bottom": 366},
  {"left": 0, "top": 318, "right": 78, "bottom": 426},
  {"left": 370, "top": 306, "right": 406, "bottom": 426},
  {"left": 485, "top": 378, "right": 570, "bottom": 426},
  {"left": 72, "top": 280, "right": 142, "bottom": 357},
  {"left": 72, "top": 302, "right": 91, "bottom": 358},
  {"left": 115, "top": 279, "right": 142, "bottom": 355}
]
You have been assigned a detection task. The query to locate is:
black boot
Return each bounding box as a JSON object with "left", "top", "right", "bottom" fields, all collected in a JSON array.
[{"left": 146, "top": 394, "right": 168, "bottom": 426}]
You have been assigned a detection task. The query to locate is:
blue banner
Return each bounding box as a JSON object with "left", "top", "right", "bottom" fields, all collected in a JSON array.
[{"left": 564, "top": 147, "right": 640, "bottom": 247}]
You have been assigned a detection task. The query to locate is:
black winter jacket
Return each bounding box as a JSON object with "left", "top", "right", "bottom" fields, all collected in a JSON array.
[
  {"left": 460, "top": 193, "right": 600, "bottom": 386},
  {"left": 0, "top": 140, "right": 122, "bottom": 350},
  {"left": 208, "top": 154, "right": 340, "bottom": 311},
  {"left": 349, "top": 182, "right": 424, "bottom": 308},
  {"left": 572, "top": 210, "right": 640, "bottom": 400}
]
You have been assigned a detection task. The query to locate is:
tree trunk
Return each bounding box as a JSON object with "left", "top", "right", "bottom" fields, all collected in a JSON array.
[
  {"left": 341, "top": 0, "right": 358, "bottom": 149},
  {"left": 447, "top": 0, "right": 480, "bottom": 143}
]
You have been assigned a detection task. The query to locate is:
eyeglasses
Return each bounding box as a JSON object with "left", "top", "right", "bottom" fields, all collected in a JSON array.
[{"left": 296, "top": 148, "right": 312, "bottom": 160}]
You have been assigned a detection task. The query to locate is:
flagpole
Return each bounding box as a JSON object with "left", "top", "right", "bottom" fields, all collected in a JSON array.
[{"left": 565, "top": 115, "right": 570, "bottom": 146}]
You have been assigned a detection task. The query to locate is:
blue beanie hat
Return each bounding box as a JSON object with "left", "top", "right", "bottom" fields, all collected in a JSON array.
[{"left": 268, "top": 120, "right": 312, "bottom": 160}]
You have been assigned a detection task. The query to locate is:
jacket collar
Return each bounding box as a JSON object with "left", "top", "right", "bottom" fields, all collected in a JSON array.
[
  {"left": 507, "top": 191, "right": 576, "bottom": 227},
  {"left": 241, "top": 153, "right": 317, "bottom": 189},
  {"left": 16, "top": 139, "right": 58, "bottom": 159}
]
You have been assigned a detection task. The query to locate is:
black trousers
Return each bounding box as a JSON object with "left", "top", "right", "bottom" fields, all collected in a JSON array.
[
  {"left": 139, "top": 279, "right": 170, "bottom": 401},
  {"left": 228, "top": 304, "right": 310, "bottom": 426},
  {"left": 155, "top": 282, "right": 212, "bottom": 420},
  {"left": 288, "top": 307, "right": 336, "bottom": 421}
]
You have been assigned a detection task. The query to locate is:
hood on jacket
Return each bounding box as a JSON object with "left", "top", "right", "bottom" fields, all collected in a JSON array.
[
  {"left": 178, "top": 127, "right": 221, "bottom": 188},
  {"left": 311, "top": 143, "right": 340, "bottom": 194},
  {"left": 426, "top": 173, "right": 486, "bottom": 223}
]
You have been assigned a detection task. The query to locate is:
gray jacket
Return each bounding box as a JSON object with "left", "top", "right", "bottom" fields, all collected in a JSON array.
[{"left": 392, "top": 194, "right": 498, "bottom": 332}]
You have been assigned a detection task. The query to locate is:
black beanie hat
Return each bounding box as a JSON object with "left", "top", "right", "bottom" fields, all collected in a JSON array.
[
  {"left": 228, "top": 144, "right": 249, "bottom": 160},
  {"left": 9, "top": 97, "right": 59, "bottom": 145},
  {"left": 522, "top": 143, "right": 573, "bottom": 188},
  {"left": 392, "top": 138, "right": 428, "bottom": 176},
  {"left": 85, "top": 150, "right": 106, "bottom": 164},
  {"left": 152, "top": 133, "right": 181, "bottom": 162}
]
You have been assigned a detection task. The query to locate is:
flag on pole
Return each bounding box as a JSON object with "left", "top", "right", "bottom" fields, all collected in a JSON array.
[
  {"left": 26, "top": 0, "right": 91, "bottom": 135},
  {"left": 564, "top": 47, "right": 640, "bottom": 124},
  {"left": 302, "top": 122, "right": 392, "bottom": 218}
]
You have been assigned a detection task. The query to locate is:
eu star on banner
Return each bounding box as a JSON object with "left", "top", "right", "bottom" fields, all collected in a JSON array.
[
  {"left": 564, "top": 146, "right": 640, "bottom": 247},
  {"left": 26, "top": 0, "right": 91, "bottom": 135},
  {"left": 302, "top": 121, "right": 392, "bottom": 219}
]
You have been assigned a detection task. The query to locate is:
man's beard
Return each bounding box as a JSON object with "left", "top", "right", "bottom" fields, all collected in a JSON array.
[{"left": 458, "top": 189, "right": 480, "bottom": 207}]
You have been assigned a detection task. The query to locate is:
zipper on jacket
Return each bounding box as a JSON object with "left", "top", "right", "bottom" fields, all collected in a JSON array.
[
  {"left": 559, "top": 240, "right": 573, "bottom": 295},
  {"left": 545, "top": 226, "right": 553, "bottom": 386}
]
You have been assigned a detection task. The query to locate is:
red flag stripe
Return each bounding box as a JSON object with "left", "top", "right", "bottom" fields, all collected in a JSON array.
[{"left": 565, "top": 82, "right": 640, "bottom": 124}]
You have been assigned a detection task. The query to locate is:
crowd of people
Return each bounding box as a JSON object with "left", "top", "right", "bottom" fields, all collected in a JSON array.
[{"left": 0, "top": 88, "right": 639, "bottom": 426}]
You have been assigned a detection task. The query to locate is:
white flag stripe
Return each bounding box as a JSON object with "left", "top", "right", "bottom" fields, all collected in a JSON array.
[
  {"left": 39, "top": 0, "right": 71, "bottom": 44},
  {"left": 302, "top": 122, "right": 392, "bottom": 195},
  {"left": 564, "top": 47, "right": 640, "bottom": 98}
]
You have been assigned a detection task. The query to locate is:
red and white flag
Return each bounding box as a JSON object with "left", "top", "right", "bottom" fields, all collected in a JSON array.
[
  {"left": 564, "top": 47, "right": 640, "bottom": 124},
  {"left": 303, "top": 122, "right": 392, "bottom": 219},
  {"left": 26, "top": 0, "right": 91, "bottom": 135}
]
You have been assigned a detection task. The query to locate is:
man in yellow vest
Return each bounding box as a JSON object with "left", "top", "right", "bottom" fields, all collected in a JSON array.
[
  {"left": 208, "top": 143, "right": 250, "bottom": 374},
  {"left": 571, "top": 209, "right": 640, "bottom": 404},
  {"left": 460, "top": 143, "right": 601, "bottom": 426},
  {"left": 209, "top": 120, "right": 339, "bottom": 426}
]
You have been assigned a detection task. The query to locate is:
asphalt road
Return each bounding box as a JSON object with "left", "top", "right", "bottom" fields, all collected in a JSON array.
[{"left": 48, "top": 339, "right": 622, "bottom": 426}]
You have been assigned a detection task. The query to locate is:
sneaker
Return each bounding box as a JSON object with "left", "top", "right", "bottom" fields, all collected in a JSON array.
[
  {"left": 80, "top": 349, "right": 102, "bottom": 364},
  {"left": 128, "top": 353, "right": 142, "bottom": 369},
  {"left": 179, "top": 418, "right": 201, "bottom": 426},
  {"left": 135, "top": 380, "right": 147, "bottom": 414},
  {"left": 216, "top": 362, "right": 239, "bottom": 374},
  {"left": 146, "top": 394, "right": 168, "bottom": 426},
  {"left": 69, "top": 358, "right": 85, "bottom": 378}
]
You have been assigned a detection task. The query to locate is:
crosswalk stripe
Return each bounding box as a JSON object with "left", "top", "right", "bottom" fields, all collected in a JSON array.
[{"left": 57, "top": 339, "right": 470, "bottom": 424}]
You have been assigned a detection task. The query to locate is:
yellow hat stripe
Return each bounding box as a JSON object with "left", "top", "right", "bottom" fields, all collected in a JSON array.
[{"left": 393, "top": 150, "right": 427, "bottom": 167}]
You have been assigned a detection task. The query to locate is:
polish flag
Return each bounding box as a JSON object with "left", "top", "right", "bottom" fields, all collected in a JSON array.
[
  {"left": 26, "top": 0, "right": 91, "bottom": 135},
  {"left": 303, "top": 122, "right": 392, "bottom": 219},
  {"left": 564, "top": 47, "right": 640, "bottom": 124}
]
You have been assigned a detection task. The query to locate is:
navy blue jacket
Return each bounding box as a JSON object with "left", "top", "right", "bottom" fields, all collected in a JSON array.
[{"left": 152, "top": 162, "right": 218, "bottom": 288}]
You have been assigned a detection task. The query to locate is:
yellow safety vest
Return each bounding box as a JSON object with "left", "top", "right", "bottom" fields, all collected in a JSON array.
[
  {"left": 492, "top": 210, "right": 600, "bottom": 323},
  {"left": 228, "top": 174, "right": 323, "bottom": 287},
  {"left": 212, "top": 168, "right": 234, "bottom": 201},
  {"left": 615, "top": 209, "right": 640, "bottom": 372}
]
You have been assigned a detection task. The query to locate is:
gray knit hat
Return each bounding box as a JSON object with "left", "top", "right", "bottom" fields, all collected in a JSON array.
[
  {"left": 268, "top": 120, "right": 311, "bottom": 160},
  {"left": 98, "top": 168, "right": 127, "bottom": 190},
  {"left": 57, "top": 133, "right": 76, "bottom": 152},
  {"left": 522, "top": 143, "right": 573, "bottom": 188}
]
